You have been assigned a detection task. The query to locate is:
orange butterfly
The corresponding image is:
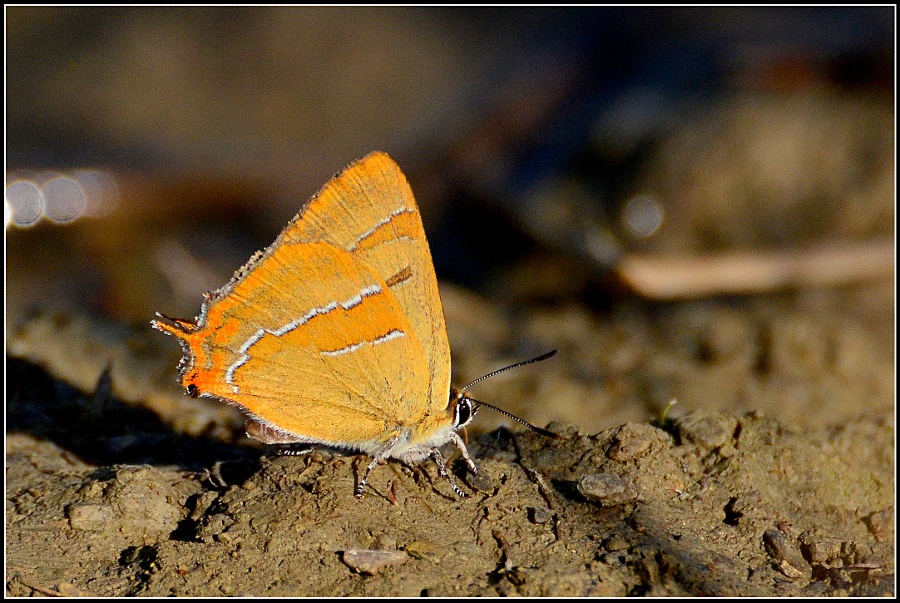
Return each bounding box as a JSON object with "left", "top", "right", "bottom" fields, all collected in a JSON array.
[{"left": 153, "top": 152, "right": 555, "bottom": 498}]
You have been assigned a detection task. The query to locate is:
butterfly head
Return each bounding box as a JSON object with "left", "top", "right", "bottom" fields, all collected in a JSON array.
[
  {"left": 449, "top": 387, "right": 480, "bottom": 431},
  {"left": 445, "top": 350, "right": 560, "bottom": 439}
]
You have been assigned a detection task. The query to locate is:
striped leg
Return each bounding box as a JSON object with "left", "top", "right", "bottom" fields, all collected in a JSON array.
[
  {"left": 356, "top": 434, "right": 403, "bottom": 499},
  {"left": 430, "top": 448, "right": 466, "bottom": 498},
  {"left": 356, "top": 455, "right": 383, "bottom": 499},
  {"left": 448, "top": 431, "right": 478, "bottom": 474},
  {"left": 275, "top": 444, "right": 316, "bottom": 456}
]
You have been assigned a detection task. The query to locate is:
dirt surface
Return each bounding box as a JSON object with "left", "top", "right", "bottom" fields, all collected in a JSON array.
[{"left": 6, "top": 284, "right": 894, "bottom": 597}]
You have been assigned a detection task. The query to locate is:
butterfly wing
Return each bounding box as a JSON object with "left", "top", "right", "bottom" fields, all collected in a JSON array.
[
  {"left": 277, "top": 152, "right": 452, "bottom": 417},
  {"left": 154, "top": 152, "right": 451, "bottom": 445}
]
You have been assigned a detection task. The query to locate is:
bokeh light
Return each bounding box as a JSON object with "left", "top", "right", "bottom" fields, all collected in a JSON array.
[
  {"left": 42, "top": 176, "right": 86, "bottom": 224},
  {"left": 4, "top": 169, "right": 119, "bottom": 229},
  {"left": 5, "top": 179, "right": 43, "bottom": 228},
  {"left": 621, "top": 194, "right": 664, "bottom": 238}
]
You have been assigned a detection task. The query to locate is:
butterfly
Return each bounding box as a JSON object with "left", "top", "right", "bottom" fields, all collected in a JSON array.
[{"left": 153, "top": 152, "right": 555, "bottom": 498}]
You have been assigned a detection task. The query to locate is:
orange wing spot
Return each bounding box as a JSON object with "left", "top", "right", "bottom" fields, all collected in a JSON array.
[
  {"left": 209, "top": 316, "right": 242, "bottom": 345},
  {"left": 187, "top": 368, "right": 224, "bottom": 394}
]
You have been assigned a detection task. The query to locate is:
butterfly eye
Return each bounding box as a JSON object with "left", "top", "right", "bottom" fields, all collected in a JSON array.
[{"left": 454, "top": 396, "right": 477, "bottom": 429}]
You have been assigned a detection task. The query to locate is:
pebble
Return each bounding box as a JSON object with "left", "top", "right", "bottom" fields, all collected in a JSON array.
[
  {"left": 677, "top": 414, "right": 736, "bottom": 450},
  {"left": 802, "top": 538, "right": 841, "bottom": 565},
  {"left": 342, "top": 549, "right": 409, "bottom": 574},
  {"left": 66, "top": 503, "right": 113, "bottom": 531},
  {"left": 577, "top": 473, "right": 637, "bottom": 506},
  {"left": 465, "top": 468, "right": 494, "bottom": 493},
  {"left": 528, "top": 506, "right": 553, "bottom": 524},
  {"left": 607, "top": 424, "right": 659, "bottom": 461},
  {"left": 763, "top": 528, "right": 810, "bottom": 580}
]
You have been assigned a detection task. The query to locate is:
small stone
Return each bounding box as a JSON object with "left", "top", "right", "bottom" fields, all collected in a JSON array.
[
  {"left": 342, "top": 549, "right": 408, "bottom": 574},
  {"left": 373, "top": 534, "right": 396, "bottom": 550},
  {"left": 602, "top": 536, "right": 630, "bottom": 552},
  {"left": 607, "top": 424, "right": 662, "bottom": 461},
  {"left": 863, "top": 509, "right": 892, "bottom": 543},
  {"left": 465, "top": 468, "right": 493, "bottom": 492},
  {"left": 545, "top": 422, "right": 580, "bottom": 438},
  {"left": 190, "top": 491, "right": 219, "bottom": 521},
  {"left": 528, "top": 506, "right": 553, "bottom": 524},
  {"left": 215, "top": 531, "right": 234, "bottom": 544},
  {"left": 803, "top": 538, "right": 841, "bottom": 565},
  {"left": 107, "top": 466, "right": 185, "bottom": 538},
  {"left": 577, "top": 473, "right": 637, "bottom": 506},
  {"left": 677, "top": 414, "right": 736, "bottom": 450},
  {"left": 241, "top": 479, "right": 257, "bottom": 491},
  {"left": 66, "top": 503, "right": 113, "bottom": 531},
  {"left": 764, "top": 528, "right": 810, "bottom": 580}
]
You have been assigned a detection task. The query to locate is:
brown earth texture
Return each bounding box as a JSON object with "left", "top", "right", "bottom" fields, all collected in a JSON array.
[{"left": 6, "top": 280, "right": 894, "bottom": 596}]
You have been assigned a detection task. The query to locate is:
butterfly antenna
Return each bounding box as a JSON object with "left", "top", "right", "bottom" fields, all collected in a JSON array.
[
  {"left": 467, "top": 397, "right": 560, "bottom": 439},
  {"left": 461, "top": 350, "right": 557, "bottom": 390},
  {"left": 462, "top": 350, "right": 559, "bottom": 439}
]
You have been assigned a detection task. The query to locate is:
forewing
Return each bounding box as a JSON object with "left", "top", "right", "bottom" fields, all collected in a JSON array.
[{"left": 277, "top": 152, "right": 452, "bottom": 414}]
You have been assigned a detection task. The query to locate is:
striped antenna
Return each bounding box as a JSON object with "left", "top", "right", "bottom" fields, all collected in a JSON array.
[{"left": 462, "top": 350, "right": 559, "bottom": 439}]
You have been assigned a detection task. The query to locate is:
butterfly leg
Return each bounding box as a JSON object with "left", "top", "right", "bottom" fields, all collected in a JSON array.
[
  {"left": 356, "top": 455, "right": 383, "bottom": 499},
  {"left": 356, "top": 433, "right": 405, "bottom": 499},
  {"left": 275, "top": 443, "right": 317, "bottom": 456},
  {"left": 448, "top": 431, "right": 478, "bottom": 475},
  {"left": 430, "top": 448, "right": 466, "bottom": 498}
]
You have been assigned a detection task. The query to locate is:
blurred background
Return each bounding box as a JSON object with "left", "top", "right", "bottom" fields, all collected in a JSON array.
[{"left": 6, "top": 7, "right": 895, "bottom": 453}]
